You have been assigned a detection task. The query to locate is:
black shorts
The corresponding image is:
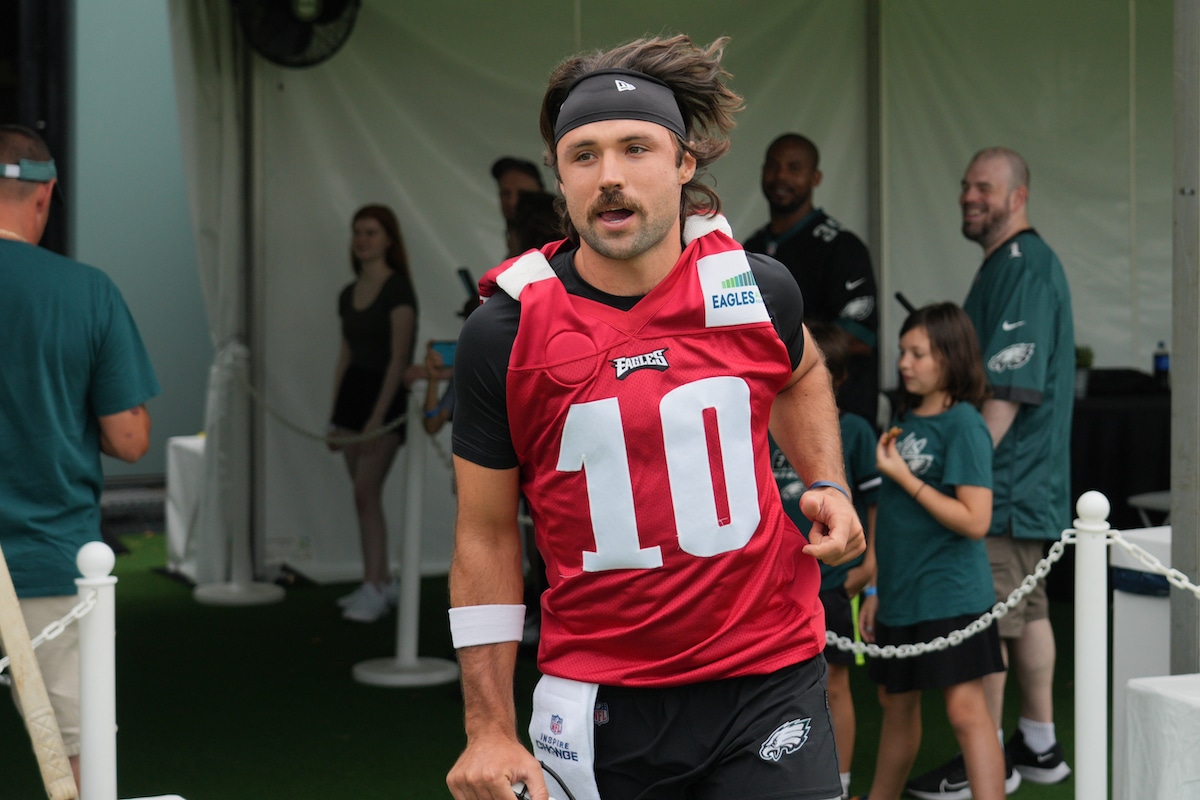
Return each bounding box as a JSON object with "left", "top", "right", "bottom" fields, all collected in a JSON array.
[
  {"left": 867, "top": 612, "right": 1004, "bottom": 694},
  {"left": 819, "top": 586, "right": 855, "bottom": 667},
  {"left": 591, "top": 657, "right": 842, "bottom": 800},
  {"left": 331, "top": 364, "right": 408, "bottom": 441}
]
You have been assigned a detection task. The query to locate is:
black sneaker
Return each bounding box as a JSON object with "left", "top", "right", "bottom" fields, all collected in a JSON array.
[
  {"left": 905, "top": 752, "right": 1022, "bottom": 799},
  {"left": 1006, "top": 729, "right": 1071, "bottom": 784},
  {"left": 906, "top": 754, "right": 972, "bottom": 800}
]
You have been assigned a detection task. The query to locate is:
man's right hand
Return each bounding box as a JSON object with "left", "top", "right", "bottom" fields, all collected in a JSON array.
[{"left": 447, "top": 733, "right": 549, "bottom": 800}]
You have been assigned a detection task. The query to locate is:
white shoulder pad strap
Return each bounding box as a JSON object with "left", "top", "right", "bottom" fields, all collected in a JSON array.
[
  {"left": 683, "top": 213, "right": 732, "bottom": 244},
  {"left": 496, "top": 250, "right": 557, "bottom": 301}
]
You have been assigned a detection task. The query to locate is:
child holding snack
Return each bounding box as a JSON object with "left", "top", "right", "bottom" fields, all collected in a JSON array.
[{"left": 855, "top": 303, "right": 1007, "bottom": 800}]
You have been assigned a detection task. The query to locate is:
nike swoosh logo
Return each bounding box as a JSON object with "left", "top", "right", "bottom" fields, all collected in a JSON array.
[
  {"left": 845, "top": 278, "right": 866, "bottom": 291},
  {"left": 942, "top": 778, "right": 971, "bottom": 792},
  {"left": 1037, "top": 751, "right": 1057, "bottom": 763},
  {"left": 1002, "top": 320, "right": 1026, "bottom": 331}
]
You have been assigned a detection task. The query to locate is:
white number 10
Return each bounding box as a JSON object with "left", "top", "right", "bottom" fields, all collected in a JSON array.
[{"left": 556, "top": 376, "right": 761, "bottom": 573}]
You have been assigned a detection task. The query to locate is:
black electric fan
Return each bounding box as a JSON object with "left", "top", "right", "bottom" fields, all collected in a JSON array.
[{"left": 234, "top": 0, "right": 361, "bottom": 68}]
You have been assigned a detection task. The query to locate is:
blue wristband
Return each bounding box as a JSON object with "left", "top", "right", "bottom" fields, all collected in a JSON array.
[
  {"left": 863, "top": 585, "right": 877, "bottom": 597},
  {"left": 808, "top": 480, "right": 851, "bottom": 501}
]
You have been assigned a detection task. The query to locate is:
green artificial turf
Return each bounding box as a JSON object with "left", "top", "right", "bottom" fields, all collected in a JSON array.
[{"left": 1, "top": 533, "right": 1082, "bottom": 799}]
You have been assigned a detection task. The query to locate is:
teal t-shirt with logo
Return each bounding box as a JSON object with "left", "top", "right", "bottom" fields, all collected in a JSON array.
[
  {"left": 963, "top": 230, "right": 1074, "bottom": 540},
  {"left": 875, "top": 402, "right": 994, "bottom": 626},
  {"left": 0, "top": 241, "right": 160, "bottom": 597}
]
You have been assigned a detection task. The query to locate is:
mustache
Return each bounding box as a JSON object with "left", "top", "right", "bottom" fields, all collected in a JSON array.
[{"left": 589, "top": 188, "right": 642, "bottom": 217}]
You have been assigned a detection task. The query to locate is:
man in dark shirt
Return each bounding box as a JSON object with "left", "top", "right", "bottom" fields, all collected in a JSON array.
[
  {"left": 491, "top": 156, "right": 545, "bottom": 258},
  {"left": 744, "top": 133, "right": 879, "bottom": 425}
]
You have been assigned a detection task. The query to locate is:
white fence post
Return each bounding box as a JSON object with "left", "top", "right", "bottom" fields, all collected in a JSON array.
[
  {"left": 353, "top": 379, "right": 460, "bottom": 687},
  {"left": 76, "top": 541, "right": 117, "bottom": 800},
  {"left": 1072, "top": 490, "right": 1111, "bottom": 800}
]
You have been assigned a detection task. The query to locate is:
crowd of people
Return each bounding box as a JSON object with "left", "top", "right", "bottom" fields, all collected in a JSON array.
[{"left": 1, "top": 30, "right": 1077, "bottom": 800}]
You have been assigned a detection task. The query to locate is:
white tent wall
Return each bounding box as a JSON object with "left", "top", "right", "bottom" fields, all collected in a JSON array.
[
  {"left": 253, "top": 0, "right": 871, "bottom": 580},
  {"left": 879, "top": 1, "right": 1174, "bottom": 380}
]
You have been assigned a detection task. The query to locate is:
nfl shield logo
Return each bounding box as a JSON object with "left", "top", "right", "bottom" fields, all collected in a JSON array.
[
  {"left": 550, "top": 715, "right": 563, "bottom": 735},
  {"left": 593, "top": 702, "right": 610, "bottom": 726}
]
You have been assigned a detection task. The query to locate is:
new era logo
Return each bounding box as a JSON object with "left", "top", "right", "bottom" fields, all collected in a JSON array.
[{"left": 615, "top": 79, "right": 636, "bottom": 92}]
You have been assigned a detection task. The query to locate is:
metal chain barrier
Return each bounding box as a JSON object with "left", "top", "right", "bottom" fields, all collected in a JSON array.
[
  {"left": 0, "top": 590, "right": 99, "bottom": 679},
  {"left": 234, "top": 368, "right": 407, "bottom": 447},
  {"left": 826, "top": 535, "right": 1073, "bottom": 659},
  {"left": 214, "top": 339, "right": 455, "bottom": 459},
  {"left": 1109, "top": 529, "right": 1200, "bottom": 597}
]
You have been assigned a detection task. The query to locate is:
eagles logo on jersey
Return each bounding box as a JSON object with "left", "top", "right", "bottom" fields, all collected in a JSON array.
[
  {"left": 611, "top": 348, "right": 670, "bottom": 380},
  {"left": 987, "top": 342, "right": 1035, "bottom": 373},
  {"left": 839, "top": 295, "right": 875, "bottom": 322}
]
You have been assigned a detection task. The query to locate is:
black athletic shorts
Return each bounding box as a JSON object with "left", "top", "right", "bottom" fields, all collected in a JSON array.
[
  {"left": 330, "top": 364, "right": 408, "bottom": 442},
  {"left": 819, "top": 586, "right": 856, "bottom": 667},
  {"left": 590, "top": 657, "right": 843, "bottom": 800},
  {"left": 867, "top": 612, "right": 1005, "bottom": 694}
]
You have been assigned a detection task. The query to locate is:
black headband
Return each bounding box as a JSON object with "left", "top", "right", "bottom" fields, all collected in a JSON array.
[{"left": 554, "top": 68, "right": 686, "bottom": 145}]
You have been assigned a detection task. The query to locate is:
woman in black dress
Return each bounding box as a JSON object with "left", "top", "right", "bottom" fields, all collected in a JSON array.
[{"left": 327, "top": 205, "right": 417, "bottom": 622}]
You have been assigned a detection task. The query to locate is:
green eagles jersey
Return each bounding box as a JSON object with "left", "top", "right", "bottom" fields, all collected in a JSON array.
[{"left": 963, "top": 230, "right": 1074, "bottom": 539}]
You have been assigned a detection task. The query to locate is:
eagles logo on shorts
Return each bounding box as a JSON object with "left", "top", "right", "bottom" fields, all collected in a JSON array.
[{"left": 759, "top": 717, "right": 812, "bottom": 762}]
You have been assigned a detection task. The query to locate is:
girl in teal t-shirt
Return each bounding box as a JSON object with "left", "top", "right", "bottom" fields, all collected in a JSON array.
[{"left": 856, "top": 303, "right": 1006, "bottom": 800}]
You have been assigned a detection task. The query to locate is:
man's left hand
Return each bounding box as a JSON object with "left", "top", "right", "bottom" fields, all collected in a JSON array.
[{"left": 799, "top": 486, "right": 865, "bottom": 566}]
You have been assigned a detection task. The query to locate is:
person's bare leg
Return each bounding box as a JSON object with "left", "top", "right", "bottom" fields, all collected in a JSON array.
[
  {"left": 865, "top": 686, "right": 921, "bottom": 800},
  {"left": 343, "top": 433, "right": 402, "bottom": 586},
  {"left": 945, "top": 680, "right": 1005, "bottom": 800},
  {"left": 1008, "top": 618, "right": 1056, "bottom": 722},
  {"left": 982, "top": 638, "right": 1009, "bottom": 726},
  {"left": 827, "top": 662, "right": 856, "bottom": 774}
]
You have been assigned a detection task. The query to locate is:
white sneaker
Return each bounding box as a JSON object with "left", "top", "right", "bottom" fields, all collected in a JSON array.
[
  {"left": 337, "top": 580, "right": 398, "bottom": 609},
  {"left": 342, "top": 582, "right": 390, "bottom": 623}
]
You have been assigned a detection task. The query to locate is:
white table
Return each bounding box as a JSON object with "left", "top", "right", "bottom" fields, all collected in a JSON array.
[
  {"left": 1127, "top": 490, "right": 1171, "bottom": 527},
  {"left": 1111, "top": 526, "right": 1171, "bottom": 799},
  {"left": 165, "top": 435, "right": 206, "bottom": 581},
  {"left": 1126, "top": 673, "right": 1200, "bottom": 798}
]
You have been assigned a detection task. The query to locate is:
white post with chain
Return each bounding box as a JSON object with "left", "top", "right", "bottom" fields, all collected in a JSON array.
[
  {"left": 1072, "top": 491, "right": 1110, "bottom": 800},
  {"left": 76, "top": 541, "right": 117, "bottom": 800},
  {"left": 353, "top": 380, "right": 460, "bottom": 687}
]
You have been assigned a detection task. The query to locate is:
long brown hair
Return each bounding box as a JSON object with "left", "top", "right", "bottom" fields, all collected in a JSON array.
[
  {"left": 350, "top": 204, "right": 410, "bottom": 279},
  {"left": 893, "top": 302, "right": 991, "bottom": 418},
  {"left": 537, "top": 35, "right": 744, "bottom": 243}
]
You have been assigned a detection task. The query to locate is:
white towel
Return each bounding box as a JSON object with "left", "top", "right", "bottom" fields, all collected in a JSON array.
[{"left": 528, "top": 674, "right": 603, "bottom": 800}]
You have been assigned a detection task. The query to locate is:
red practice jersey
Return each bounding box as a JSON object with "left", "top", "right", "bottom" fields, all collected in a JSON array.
[{"left": 482, "top": 222, "right": 826, "bottom": 687}]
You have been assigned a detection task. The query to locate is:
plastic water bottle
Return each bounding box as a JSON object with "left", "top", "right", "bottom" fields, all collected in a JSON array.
[{"left": 1153, "top": 340, "right": 1170, "bottom": 390}]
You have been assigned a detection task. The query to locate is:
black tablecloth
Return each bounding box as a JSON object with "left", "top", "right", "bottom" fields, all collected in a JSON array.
[
  {"left": 1070, "top": 392, "right": 1171, "bottom": 530},
  {"left": 1046, "top": 382, "right": 1171, "bottom": 600}
]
